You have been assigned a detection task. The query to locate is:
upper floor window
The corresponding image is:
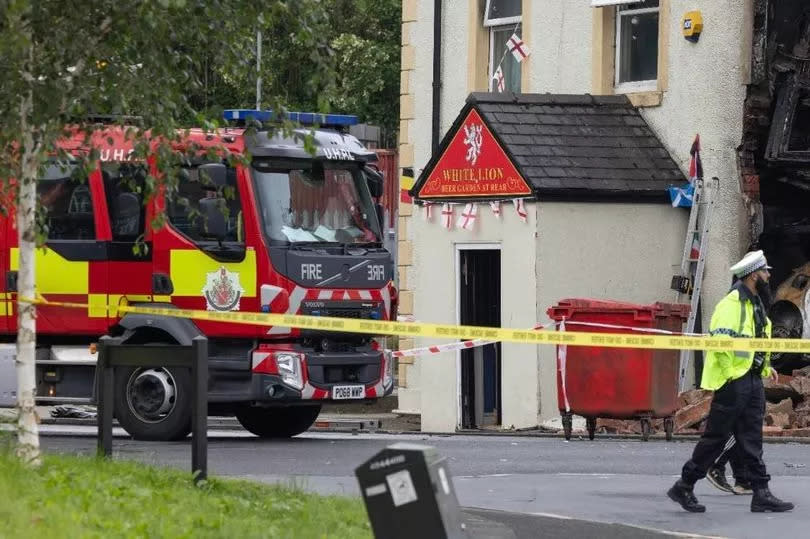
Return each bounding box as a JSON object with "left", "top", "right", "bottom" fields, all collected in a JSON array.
[
  {"left": 615, "top": 0, "right": 659, "bottom": 91},
  {"left": 484, "top": 0, "right": 522, "bottom": 93}
]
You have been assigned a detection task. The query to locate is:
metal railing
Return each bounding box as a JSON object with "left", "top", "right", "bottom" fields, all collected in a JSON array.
[{"left": 96, "top": 335, "right": 208, "bottom": 483}]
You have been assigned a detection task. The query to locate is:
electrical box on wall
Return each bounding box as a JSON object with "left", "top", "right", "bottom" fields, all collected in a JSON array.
[{"left": 682, "top": 10, "right": 703, "bottom": 42}]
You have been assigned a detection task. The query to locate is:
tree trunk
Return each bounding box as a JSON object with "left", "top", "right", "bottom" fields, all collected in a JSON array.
[{"left": 15, "top": 86, "right": 41, "bottom": 466}]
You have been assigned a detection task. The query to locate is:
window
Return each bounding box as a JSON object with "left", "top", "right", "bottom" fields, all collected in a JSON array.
[
  {"left": 167, "top": 164, "right": 244, "bottom": 244},
  {"left": 615, "top": 0, "right": 659, "bottom": 90},
  {"left": 251, "top": 160, "right": 381, "bottom": 245},
  {"left": 484, "top": 0, "right": 522, "bottom": 93},
  {"left": 103, "top": 164, "right": 147, "bottom": 242},
  {"left": 38, "top": 163, "right": 96, "bottom": 240}
]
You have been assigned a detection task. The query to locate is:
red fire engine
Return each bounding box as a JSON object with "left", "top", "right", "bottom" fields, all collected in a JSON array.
[{"left": 0, "top": 110, "right": 397, "bottom": 440}]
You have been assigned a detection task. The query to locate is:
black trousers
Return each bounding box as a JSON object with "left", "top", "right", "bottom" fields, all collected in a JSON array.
[
  {"left": 682, "top": 370, "right": 770, "bottom": 488},
  {"left": 715, "top": 436, "right": 748, "bottom": 482}
]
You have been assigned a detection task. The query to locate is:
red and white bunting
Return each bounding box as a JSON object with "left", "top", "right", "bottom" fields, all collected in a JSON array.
[
  {"left": 507, "top": 33, "right": 530, "bottom": 63},
  {"left": 423, "top": 202, "right": 434, "bottom": 221},
  {"left": 441, "top": 203, "right": 454, "bottom": 229},
  {"left": 389, "top": 321, "right": 556, "bottom": 359},
  {"left": 513, "top": 198, "right": 527, "bottom": 222},
  {"left": 489, "top": 201, "right": 501, "bottom": 218},
  {"left": 456, "top": 203, "right": 478, "bottom": 231},
  {"left": 493, "top": 65, "right": 505, "bottom": 93}
]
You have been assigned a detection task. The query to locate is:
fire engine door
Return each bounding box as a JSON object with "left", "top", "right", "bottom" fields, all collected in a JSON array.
[
  {"left": 22, "top": 164, "right": 109, "bottom": 335},
  {"left": 0, "top": 211, "right": 8, "bottom": 333},
  {"left": 99, "top": 164, "right": 152, "bottom": 323},
  {"left": 152, "top": 162, "right": 256, "bottom": 335}
]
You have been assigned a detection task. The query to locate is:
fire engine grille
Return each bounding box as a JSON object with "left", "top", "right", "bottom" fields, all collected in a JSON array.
[
  {"left": 318, "top": 309, "right": 362, "bottom": 319},
  {"left": 299, "top": 300, "right": 383, "bottom": 321}
]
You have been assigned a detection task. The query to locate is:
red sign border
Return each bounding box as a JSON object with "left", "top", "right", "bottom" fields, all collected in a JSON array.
[{"left": 415, "top": 106, "right": 533, "bottom": 200}]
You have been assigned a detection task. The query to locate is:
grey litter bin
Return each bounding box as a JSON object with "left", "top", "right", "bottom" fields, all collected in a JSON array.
[{"left": 355, "top": 442, "right": 467, "bottom": 539}]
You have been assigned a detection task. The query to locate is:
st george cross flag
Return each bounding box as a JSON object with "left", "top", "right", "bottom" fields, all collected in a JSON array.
[
  {"left": 667, "top": 134, "right": 701, "bottom": 208},
  {"left": 441, "top": 203, "right": 454, "bottom": 229},
  {"left": 507, "top": 33, "right": 530, "bottom": 62},
  {"left": 513, "top": 198, "right": 527, "bottom": 222},
  {"left": 493, "top": 66, "right": 506, "bottom": 93},
  {"left": 490, "top": 201, "right": 501, "bottom": 218},
  {"left": 456, "top": 203, "right": 478, "bottom": 231},
  {"left": 423, "top": 202, "right": 434, "bottom": 221},
  {"left": 688, "top": 134, "right": 703, "bottom": 182}
]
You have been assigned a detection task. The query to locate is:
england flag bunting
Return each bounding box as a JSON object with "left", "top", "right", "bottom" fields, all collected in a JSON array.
[
  {"left": 688, "top": 134, "right": 703, "bottom": 182},
  {"left": 493, "top": 66, "right": 506, "bottom": 93},
  {"left": 513, "top": 198, "right": 527, "bottom": 222},
  {"left": 423, "top": 201, "right": 434, "bottom": 221},
  {"left": 507, "top": 33, "right": 530, "bottom": 62},
  {"left": 441, "top": 203, "right": 454, "bottom": 229},
  {"left": 456, "top": 203, "right": 478, "bottom": 231},
  {"left": 490, "top": 201, "right": 501, "bottom": 218}
]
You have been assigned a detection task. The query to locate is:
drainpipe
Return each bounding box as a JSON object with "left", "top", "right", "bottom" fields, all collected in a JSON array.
[{"left": 432, "top": 0, "right": 442, "bottom": 155}]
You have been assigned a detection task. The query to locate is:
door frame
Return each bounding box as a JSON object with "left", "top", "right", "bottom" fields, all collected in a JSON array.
[{"left": 455, "top": 242, "right": 501, "bottom": 429}]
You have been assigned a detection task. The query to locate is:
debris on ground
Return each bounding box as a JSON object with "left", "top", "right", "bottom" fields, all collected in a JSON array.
[
  {"left": 50, "top": 406, "right": 97, "bottom": 419},
  {"left": 589, "top": 367, "right": 810, "bottom": 437}
]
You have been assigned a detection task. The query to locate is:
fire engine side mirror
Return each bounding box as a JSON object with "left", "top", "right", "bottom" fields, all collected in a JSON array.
[
  {"left": 198, "top": 163, "right": 227, "bottom": 189},
  {"left": 198, "top": 198, "right": 227, "bottom": 241},
  {"left": 365, "top": 167, "right": 384, "bottom": 198}
]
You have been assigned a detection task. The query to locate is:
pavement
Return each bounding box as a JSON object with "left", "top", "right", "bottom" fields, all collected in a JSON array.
[{"left": 23, "top": 425, "right": 809, "bottom": 539}]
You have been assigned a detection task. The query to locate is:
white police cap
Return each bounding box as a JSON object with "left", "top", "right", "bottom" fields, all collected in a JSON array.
[{"left": 729, "top": 250, "right": 772, "bottom": 278}]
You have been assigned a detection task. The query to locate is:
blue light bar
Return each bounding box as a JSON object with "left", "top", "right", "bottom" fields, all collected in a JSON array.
[{"left": 223, "top": 109, "right": 358, "bottom": 127}]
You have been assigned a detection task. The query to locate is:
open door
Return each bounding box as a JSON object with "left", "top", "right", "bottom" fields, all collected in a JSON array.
[{"left": 458, "top": 246, "right": 501, "bottom": 429}]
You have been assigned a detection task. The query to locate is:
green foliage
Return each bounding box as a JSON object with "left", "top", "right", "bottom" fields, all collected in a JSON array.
[
  {"left": 0, "top": 449, "right": 372, "bottom": 538},
  {"left": 0, "top": 0, "right": 339, "bottom": 243},
  {"left": 187, "top": 0, "right": 402, "bottom": 146}
]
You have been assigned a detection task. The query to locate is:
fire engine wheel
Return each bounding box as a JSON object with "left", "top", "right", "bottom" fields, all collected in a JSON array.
[
  {"left": 236, "top": 405, "right": 322, "bottom": 438},
  {"left": 113, "top": 366, "right": 192, "bottom": 441}
]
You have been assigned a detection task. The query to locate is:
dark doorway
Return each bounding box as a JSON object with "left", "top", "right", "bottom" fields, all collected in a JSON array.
[{"left": 459, "top": 248, "right": 501, "bottom": 429}]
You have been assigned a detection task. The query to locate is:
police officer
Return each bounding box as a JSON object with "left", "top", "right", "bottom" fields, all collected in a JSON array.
[{"left": 667, "top": 250, "right": 794, "bottom": 513}]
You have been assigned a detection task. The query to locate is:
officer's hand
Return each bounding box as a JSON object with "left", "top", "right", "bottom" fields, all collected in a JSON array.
[{"left": 768, "top": 369, "right": 778, "bottom": 383}]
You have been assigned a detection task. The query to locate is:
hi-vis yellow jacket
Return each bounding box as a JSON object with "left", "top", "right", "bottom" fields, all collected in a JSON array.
[{"left": 701, "top": 286, "right": 773, "bottom": 390}]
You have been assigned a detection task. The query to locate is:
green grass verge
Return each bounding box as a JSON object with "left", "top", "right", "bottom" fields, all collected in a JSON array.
[{"left": 0, "top": 440, "right": 371, "bottom": 539}]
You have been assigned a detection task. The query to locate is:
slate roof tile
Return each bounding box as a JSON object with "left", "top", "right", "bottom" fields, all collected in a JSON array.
[{"left": 413, "top": 93, "right": 686, "bottom": 200}]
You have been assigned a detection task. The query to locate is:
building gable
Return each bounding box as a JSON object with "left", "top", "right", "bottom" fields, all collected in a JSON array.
[{"left": 411, "top": 92, "right": 685, "bottom": 202}]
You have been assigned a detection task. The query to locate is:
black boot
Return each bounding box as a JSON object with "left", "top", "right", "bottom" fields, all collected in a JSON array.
[
  {"left": 751, "top": 487, "right": 794, "bottom": 513},
  {"left": 667, "top": 479, "right": 706, "bottom": 513}
]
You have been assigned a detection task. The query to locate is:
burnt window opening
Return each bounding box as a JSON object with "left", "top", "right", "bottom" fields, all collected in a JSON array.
[
  {"left": 766, "top": 73, "right": 810, "bottom": 163},
  {"left": 787, "top": 90, "right": 810, "bottom": 151}
]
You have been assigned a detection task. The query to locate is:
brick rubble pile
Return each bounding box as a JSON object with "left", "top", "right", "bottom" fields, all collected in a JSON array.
[{"left": 594, "top": 366, "right": 810, "bottom": 437}]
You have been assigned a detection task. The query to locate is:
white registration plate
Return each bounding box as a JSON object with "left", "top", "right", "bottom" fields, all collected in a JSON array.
[{"left": 332, "top": 385, "right": 365, "bottom": 400}]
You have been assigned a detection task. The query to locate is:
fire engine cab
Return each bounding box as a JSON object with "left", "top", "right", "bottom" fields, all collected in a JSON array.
[{"left": 0, "top": 110, "right": 397, "bottom": 440}]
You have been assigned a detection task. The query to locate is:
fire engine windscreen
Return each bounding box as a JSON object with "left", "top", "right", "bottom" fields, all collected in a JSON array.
[{"left": 251, "top": 160, "right": 382, "bottom": 244}]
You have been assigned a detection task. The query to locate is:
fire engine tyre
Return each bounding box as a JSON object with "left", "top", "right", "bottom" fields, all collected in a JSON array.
[
  {"left": 113, "top": 366, "right": 192, "bottom": 441},
  {"left": 236, "top": 405, "right": 322, "bottom": 438}
]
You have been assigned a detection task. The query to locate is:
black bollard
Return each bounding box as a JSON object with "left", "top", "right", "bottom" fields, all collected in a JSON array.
[{"left": 355, "top": 443, "right": 467, "bottom": 539}]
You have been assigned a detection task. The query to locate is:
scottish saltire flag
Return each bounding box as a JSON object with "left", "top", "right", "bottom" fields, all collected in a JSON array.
[
  {"left": 668, "top": 134, "right": 701, "bottom": 208},
  {"left": 668, "top": 183, "right": 694, "bottom": 207}
]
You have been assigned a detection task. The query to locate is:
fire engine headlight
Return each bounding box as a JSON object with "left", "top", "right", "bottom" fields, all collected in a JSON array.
[
  {"left": 383, "top": 351, "right": 393, "bottom": 389},
  {"left": 275, "top": 353, "right": 304, "bottom": 390}
]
